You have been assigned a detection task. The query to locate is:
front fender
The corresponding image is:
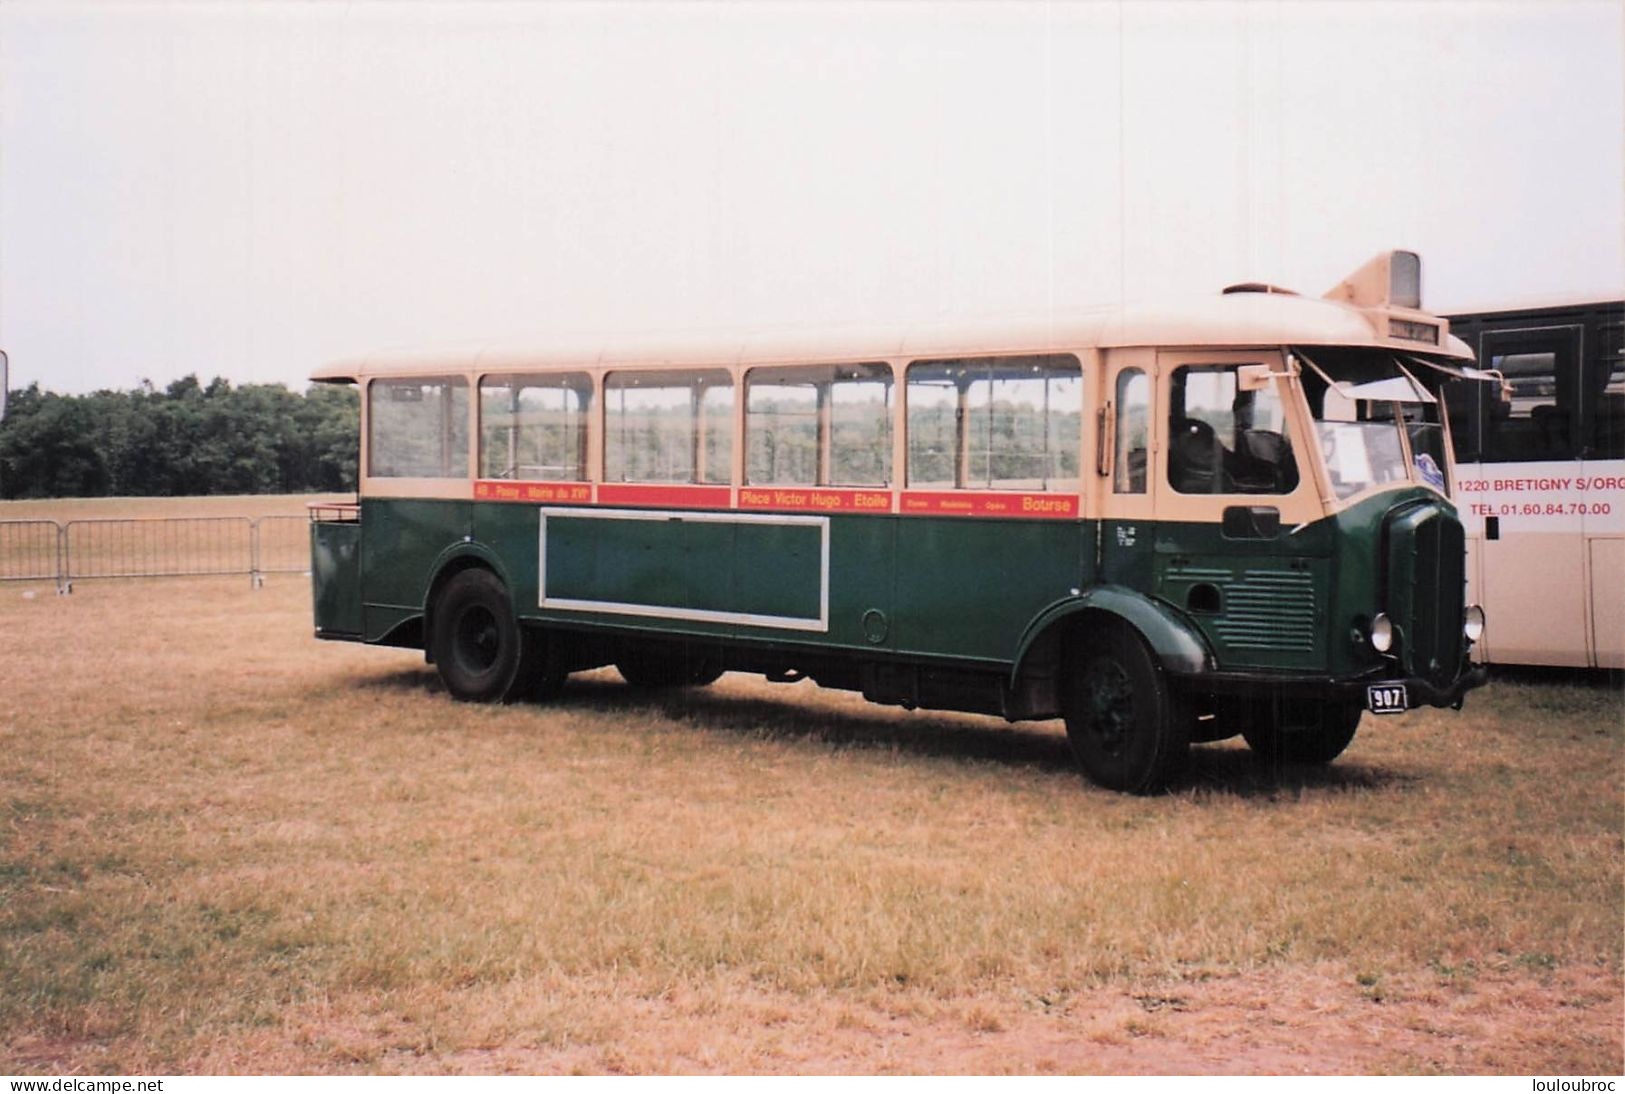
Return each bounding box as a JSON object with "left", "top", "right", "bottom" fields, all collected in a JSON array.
[{"left": 1010, "top": 585, "right": 1215, "bottom": 685}]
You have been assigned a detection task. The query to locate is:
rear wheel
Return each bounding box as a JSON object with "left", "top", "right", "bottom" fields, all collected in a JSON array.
[
  {"left": 1240, "top": 699, "right": 1362, "bottom": 764},
  {"left": 430, "top": 568, "right": 557, "bottom": 702},
  {"left": 1063, "top": 626, "right": 1191, "bottom": 794}
]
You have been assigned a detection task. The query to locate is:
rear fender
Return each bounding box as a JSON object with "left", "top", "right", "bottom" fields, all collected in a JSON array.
[{"left": 419, "top": 542, "right": 513, "bottom": 661}]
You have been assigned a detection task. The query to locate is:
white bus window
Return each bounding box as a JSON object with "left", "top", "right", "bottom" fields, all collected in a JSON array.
[
  {"left": 906, "top": 355, "right": 1081, "bottom": 490},
  {"left": 1473, "top": 329, "right": 1581, "bottom": 463},
  {"left": 747, "top": 363, "right": 892, "bottom": 487},
  {"left": 1114, "top": 369, "right": 1149, "bottom": 494},
  {"left": 479, "top": 373, "right": 591, "bottom": 481},
  {"left": 369, "top": 377, "right": 469, "bottom": 479},
  {"left": 747, "top": 377, "right": 817, "bottom": 485},
  {"left": 1488, "top": 350, "right": 1571, "bottom": 462},
  {"left": 1589, "top": 319, "right": 1624, "bottom": 459},
  {"left": 1167, "top": 366, "right": 1298, "bottom": 495},
  {"left": 604, "top": 370, "right": 733, "bottom": 485}
]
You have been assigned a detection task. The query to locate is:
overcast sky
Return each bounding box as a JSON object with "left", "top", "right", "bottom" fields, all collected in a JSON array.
[{"left": 2, "top": 0, "right": 1620, "bottom": 395}]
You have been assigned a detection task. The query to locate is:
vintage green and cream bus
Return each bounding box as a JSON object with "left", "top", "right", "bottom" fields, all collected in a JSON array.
[{"left": 310, "top": 250, "right": 1488, "bottom": 792}]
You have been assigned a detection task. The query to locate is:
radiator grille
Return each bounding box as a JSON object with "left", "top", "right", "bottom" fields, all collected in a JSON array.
[{"left": 1386, "top": 502, "right": 1466, "bottom": 687}]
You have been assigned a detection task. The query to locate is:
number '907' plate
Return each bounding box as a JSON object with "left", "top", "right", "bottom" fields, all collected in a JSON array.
[{"left": 1366, "top": 684, "right": 1408, "bottom": 715}]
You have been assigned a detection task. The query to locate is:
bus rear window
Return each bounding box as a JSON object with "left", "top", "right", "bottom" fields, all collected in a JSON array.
[{"left": 369, "top": 377, "right": 469, "bottom": 479}]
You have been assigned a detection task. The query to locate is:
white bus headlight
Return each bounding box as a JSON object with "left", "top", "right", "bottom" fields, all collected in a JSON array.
[
  {"left": 1370, "top": 613, "right": 1395, "bottom": 653},
  {"left": 1463, "top": 605, "right": 1486, "bottom": 644}
]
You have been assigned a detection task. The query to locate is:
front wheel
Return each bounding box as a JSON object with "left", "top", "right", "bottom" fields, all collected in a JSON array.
[
  {"left": 1240, "top": 699, "right": 1362, "bottom": 764},
  {"left": 430, "top": 568, "right": 558, "bottom": 702},
  {"left": 1063, "top": 627, "right": 1191, "bottom": 794}
]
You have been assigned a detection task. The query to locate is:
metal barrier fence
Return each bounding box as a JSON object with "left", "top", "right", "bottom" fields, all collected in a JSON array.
[
  {"left": 0, "top": 519, "right": 63, "bottom": 585},
  {"left": 253, "top": 515, "right": 312, "bottom": 577},
  {"left": 0, "top": 516, "right": 313, "bottom": 593}
]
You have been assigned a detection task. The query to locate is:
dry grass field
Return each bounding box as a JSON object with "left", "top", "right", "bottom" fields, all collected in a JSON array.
[{"left": 1, "top": 497, "right": 1621, "bottom": 1074}]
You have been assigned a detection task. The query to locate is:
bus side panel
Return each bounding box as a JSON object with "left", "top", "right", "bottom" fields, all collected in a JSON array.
[
  {"left": 311, "top": 520, "right": 363, "bottom": 638},
  {"left": 1588, "top": 537, "right": 1625, "bottom": 669},
  {"left": 814, "top": 514, "right": 895, "bottom": 651},
  {"left": 361, "top": 498, "right": 471, "bottom": 643},
  {"left": 1582, "top": 456, "right": 1625, "bottom": 669},
  {"left": 1152, "top": 518, "right": 1334, "bottom": 673},
  {"left": 473, "top": 501, "right": 542, "bottom": 609},
  {"left": 528, "top": 509, "right": 822, "bottom": 639},
  {"left": 1480, "top": 527, "right": 1588, "bottom": 666},
  {"left": 731, "top": 520, "right": 823, "bottom": 619},
  {"left": 891, "top": 517, "right": 1088, "bottom": 663},
  {"left": 545, "top": 511, "right": 707, "bottom": 612},
  {"left": 490, "top": 505, "right": 893, "bottom": 653}
]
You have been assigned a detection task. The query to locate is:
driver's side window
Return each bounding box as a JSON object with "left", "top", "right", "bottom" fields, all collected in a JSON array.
[{"left": 1167, "top": 365, "right": 1299, "bottom": 495}]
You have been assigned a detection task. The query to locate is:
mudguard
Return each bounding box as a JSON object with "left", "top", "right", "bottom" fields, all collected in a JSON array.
[
  {"left": 1010, "top": 585, "right": 1215, "bottom": 685},
  {"left": 424, "top": 540, "right": 513, "bottom": 612}
]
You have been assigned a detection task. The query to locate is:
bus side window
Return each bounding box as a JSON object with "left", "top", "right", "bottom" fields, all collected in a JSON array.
[
  {"left": 746, "top": 363, "right": 892, "bottom": 486},
  {"left": 1588, "top": 317, "right": 1624, "bottom": 460},
  {"left": 479, "top": 373, "right": 591, "bottom": 481},
  {"left": 1114, "top": 369, "right": 1148, "bottom": 493},
  {"left": 1478, "top": 328, "right": 1581, "bottom": 463},
  {"left": 603, "top": 370, "right": 733, "bottom": 485},
  {"left": 906, "top": 355, "right": 1081, "bottom": 490},
  {"left": 369, "top": 376, "right": 469, "bottom": 479}
]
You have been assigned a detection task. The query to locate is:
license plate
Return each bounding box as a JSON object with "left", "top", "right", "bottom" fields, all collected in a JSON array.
[{"left": 1366, "top": 683, "right": 1408, "bottom": 715}]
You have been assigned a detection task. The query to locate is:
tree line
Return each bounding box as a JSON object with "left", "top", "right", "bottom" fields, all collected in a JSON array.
[{"left": 0, "top": 376, "right": 359, "bottom": 498}]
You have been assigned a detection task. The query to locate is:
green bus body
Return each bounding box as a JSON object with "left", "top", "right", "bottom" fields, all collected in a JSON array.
[
  {"left": 314, "top": 486, "right": 1472, "bottom": 704},
  {"left": 310, "top": 252, "right": 1490, "bottom": 792}
]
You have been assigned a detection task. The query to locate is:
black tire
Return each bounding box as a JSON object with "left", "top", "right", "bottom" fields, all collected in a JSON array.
[
  {"left": 617, "top": 646, "right": 722, "bottom": 689},
  {"left": 430, "top": 568, "right": 554, "bottom": 703},
  {"left": 1063, "top": 627, "right": 1192, "bottom": 794},
  {"left": 1241, "top": 699, "right": 1361, "bottom": 765}
]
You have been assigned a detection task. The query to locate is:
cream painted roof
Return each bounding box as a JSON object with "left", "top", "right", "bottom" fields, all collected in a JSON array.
[{"left": 311, "top": 289, "right": 1473, "bottom": 382}]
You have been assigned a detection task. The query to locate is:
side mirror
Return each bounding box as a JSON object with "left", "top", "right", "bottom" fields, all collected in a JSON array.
[{"left": 1236, "top": 363, "right": 1276, "bottom": 392}]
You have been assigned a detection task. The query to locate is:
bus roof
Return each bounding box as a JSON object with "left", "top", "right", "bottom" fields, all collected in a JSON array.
[
  {"left": 1441, "top": 292, "right": 1625, "bottom": 320},
  {"left": 312, "top": 286, "right": 1473, "bottom": 383}
]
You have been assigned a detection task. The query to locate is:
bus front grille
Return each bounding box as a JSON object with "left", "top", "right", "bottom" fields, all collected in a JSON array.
[{"left": 1385, "top": 501, "right": 1466, "bottom": 687}]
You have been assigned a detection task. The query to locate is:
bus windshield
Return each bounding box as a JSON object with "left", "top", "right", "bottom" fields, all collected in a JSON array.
[{"left": 1297, "top": 348, "right": 1452, "bottom": 501}]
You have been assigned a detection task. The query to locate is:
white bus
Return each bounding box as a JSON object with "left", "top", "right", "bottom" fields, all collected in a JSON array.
[{"left": 1443, "top": 297, "right": 1625, "bottom": 669}]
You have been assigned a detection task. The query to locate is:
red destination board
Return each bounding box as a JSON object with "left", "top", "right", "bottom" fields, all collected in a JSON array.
[
  {"left": 737, "top": 487, "right": 894, "bottom": 514},
  {"left": 475, "top": 480, "right": 593, "bottom": 503},
  {"left": 899, "top": 490, "right": 1079, "bottom": 519}
]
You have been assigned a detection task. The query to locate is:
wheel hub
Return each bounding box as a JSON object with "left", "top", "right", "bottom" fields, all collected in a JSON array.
[
  {"left": 454, "top": 605, "right": 501, "bottom": 673},
  {"left": 1081, "top": 660, "right": 1134, "bottom": 755}
]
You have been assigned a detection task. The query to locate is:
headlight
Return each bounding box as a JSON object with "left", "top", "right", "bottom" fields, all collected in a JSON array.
[
  {"left": 1464, "top": 604, "right": 1486, "bottom": 643},
  {"left": 1370, "top": 613, "right": 1395, "bottom": 653}
]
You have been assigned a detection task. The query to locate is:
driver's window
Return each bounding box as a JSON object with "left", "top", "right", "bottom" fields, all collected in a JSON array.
[{"left": 1167, "top": 366, "right": 1299, "bottom": 495}]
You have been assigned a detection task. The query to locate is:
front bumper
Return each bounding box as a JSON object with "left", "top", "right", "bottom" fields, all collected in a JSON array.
[{"left": 1172, "top": 660, "right": 1488, "bottom": 711}]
